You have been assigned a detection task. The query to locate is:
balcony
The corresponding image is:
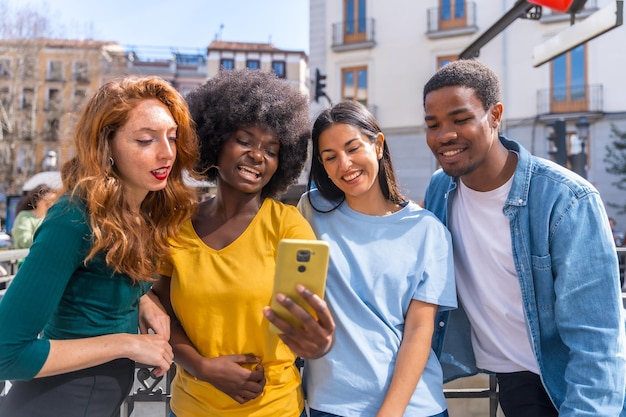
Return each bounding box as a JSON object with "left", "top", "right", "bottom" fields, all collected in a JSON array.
[
  {"left": 537, "top": 84, "right": 603, "bottom": 115},
  {"left": 426, "top": 2, "right": 478, "bottom": 38},
  {"left": 331, "top": 18, "right": 376, "bottom": 52},
  {"left": 72, "top": 72, "right": 90, "bottom": 83}
]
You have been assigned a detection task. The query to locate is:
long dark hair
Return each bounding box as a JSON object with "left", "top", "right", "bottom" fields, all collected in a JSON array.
[
  {"left": 16, "top": 184, "right": 54, "bottom": 215},
  {"left": 308, "top": 100, "right": 405, "bottom": 212}
]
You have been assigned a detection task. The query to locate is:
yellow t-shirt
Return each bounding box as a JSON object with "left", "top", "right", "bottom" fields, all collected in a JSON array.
[{"left": 162, "top": 199, "right": 315, "bottom": 417}]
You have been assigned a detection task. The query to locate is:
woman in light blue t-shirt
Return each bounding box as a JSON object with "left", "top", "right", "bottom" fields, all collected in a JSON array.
[{"left": 297, "top": 100, "right": 457, "bottom": 417}]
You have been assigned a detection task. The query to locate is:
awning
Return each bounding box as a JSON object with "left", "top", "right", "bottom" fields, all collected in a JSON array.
[{"left": 22, "top": 171, "right": 62, "bottom": 192}]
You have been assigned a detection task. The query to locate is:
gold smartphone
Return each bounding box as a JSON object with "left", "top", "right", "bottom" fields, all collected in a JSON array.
[{"left": 269, "top": 239, "right": 330, "bottom": 334}]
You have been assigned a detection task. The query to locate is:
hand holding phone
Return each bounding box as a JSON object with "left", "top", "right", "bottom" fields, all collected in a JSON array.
[{"left": 269, "top": 239, "right": 329, "bottom": 334}]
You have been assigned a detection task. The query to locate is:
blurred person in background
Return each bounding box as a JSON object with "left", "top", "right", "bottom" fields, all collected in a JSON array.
[{"left": 12, "top": 184, "right": 57, "bottom": 249}]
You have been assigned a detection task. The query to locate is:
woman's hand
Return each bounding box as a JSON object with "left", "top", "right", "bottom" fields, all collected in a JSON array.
[
  {"left": 195, "top": 354, "right": 266, "bottom": 404},
  {"left": 124, "top": 333, "right": 174, "bottom": 378},
  {"left": 138, "top": 289, "right": 170, "bottom": 340},
  {"left": 263, "top": 284, "right": 335, "bottom": 359}
]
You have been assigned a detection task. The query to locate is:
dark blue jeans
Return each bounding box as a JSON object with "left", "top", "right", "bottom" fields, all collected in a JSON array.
[
  {"left": 309, "top": 409, "right": 449, "bottom": 417},
  {"left": 0, "top": 358, "right": 134, "bottom": 417}
]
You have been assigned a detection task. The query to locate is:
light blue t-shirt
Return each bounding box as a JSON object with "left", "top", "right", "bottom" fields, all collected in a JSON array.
[{"left": 298, "top": 190, "right": 457, "bottom": 417}]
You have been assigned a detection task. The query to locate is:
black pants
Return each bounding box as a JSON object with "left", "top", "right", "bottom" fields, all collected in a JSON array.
[
  {"left": 0, "top": 358, "right": 134, "bottom": 417},
  {"left": 496, "top": 371, "right": 558, "bottom": 417}
]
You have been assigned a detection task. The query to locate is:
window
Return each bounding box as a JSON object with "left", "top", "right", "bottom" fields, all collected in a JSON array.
[
  {"left": 73, "top": 88, "right": 88, "bottom": 110},
  {"left": 16, "top": 145, "right": 34, "bottom": 175},
  {"left": 22, "top": 56, "right": 36, "bottom": 79},
  {"left": 20, "top": 118, "right": 33, "bottom": 140},
  {"left": 44, "top": 118, "right": 59, "bottom": 141},
  {"left": 73, "top": 60, "right": 89, "bottom": 82},
  {"left": 0, "top": 58, "right": 11, "bottom": 78},
  {"left": 342, "top": 66, "right": 368, "bottom": 106},
  {"left": 551, "top": 44, "right": 586, "bottom": 113},
  {"left": 246, "top": 60, "right": 260, "bottom": 70},
  {"left": 22, "top": 88, "right": 34, "bottom": 109},
  {"left": 220, "top": 58, "right": 234, "bottom": 70},
  {"left": 439, "top": 0, "right": 467, "bottom": 30},
  {"left": 47, "top": 60, "right": 63, "bottom": 81},
  {"left": 272, "top": 61, "right": 286, "bottom": 78},
  {"left": 0, "top": 87, "right": 9, "bottom": 108},
  {"left": 175, "top": 54, "right": 205, "bottom": 66},
  {"left": 344, "top": 0, "right": 367, "bottom": 43},
  {"left": 437, "top": 55, "right": 458, "bottom": 68},
  {"left": 46, "top": 88, "right": 60, "bottom": 111}
]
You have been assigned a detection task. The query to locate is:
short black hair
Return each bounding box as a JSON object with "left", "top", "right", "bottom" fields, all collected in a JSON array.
[
  {"left": 186, "top": 69, "right": 310, "bottom": 199},
  {"left": 423, "top": 59, "right": 501, "bottom": 110}
]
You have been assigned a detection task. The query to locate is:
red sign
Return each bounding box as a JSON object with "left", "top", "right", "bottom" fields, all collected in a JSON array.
[{"left": 527, "top": 0, "right": 575, "bottom": 12}]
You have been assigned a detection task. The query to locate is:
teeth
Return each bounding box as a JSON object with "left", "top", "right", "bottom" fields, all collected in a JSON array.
[
  {"left": 442, "top": 149, "right": 463, "bottom": 157},
  {"left": 343, "top": 171, "right": 360, "bottom": 181},
  {"left": 239, "top": 166, "right": 261, "bottom": 177},
  {"left": 153, "top": 168, "right": 167, "bottom": 174}
]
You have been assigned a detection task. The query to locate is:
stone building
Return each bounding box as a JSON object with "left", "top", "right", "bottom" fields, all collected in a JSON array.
[{"left": 0, "top": 39, "right": 115, "bottom": 195}]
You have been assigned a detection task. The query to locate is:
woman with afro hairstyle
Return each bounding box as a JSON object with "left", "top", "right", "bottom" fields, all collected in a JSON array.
[
  {"left": 0, "top": 76, "right": 200, "bottom": 416},
  {"left": 152, "top": 69, "right": 335, "bottom": 417}
]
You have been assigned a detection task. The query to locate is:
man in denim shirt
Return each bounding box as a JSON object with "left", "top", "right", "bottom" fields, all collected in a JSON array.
[{"left": 423, "top": 59, "right": 626, "bottom": 417}]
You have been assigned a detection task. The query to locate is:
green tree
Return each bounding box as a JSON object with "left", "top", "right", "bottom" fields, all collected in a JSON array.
[{"left": 604, "top": 124, "right": 626, "bottom": 213}]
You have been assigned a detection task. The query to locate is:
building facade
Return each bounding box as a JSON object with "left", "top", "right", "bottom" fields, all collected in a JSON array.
[
  {"left": 0, "top": 38, "right": 311, "bottom": 213},
  {"left": 206, "top": 40, "right": 309, "bottom": 95},
  {"left": 0, "top": 39, "right": 115, "bottom": 195},
  {"left": 309, "top": 0, "right": 626, "bottom": 224}
]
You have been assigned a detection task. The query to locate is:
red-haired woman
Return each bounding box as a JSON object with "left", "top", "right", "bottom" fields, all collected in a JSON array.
[{"left": 0, "top": 76, "right": 200, "bottom": 417}]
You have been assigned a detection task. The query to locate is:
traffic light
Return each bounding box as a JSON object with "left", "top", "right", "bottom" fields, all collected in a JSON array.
[
  {"left": 527, "top": 0, "right": 587, "bottom": 14},
  {"left": 314, "top": 69, "right": 327, "bottom": 103},
  {"left": 547, "top": 120, "right": 567, "bottom": 167}
]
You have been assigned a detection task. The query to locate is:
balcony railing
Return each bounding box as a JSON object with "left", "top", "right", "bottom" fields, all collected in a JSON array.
[
  {"left": 331, "top": 18, "right": 376, "bottom": 51},
  {"left": 426, "top": 2, "right": 478, "bottom": 38},
  {"left": 537, "top": 84, "right": 603, "bottom": 115}
]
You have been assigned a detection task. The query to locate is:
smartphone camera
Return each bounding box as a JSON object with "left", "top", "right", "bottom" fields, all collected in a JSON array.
[
  {"left": 296, "top": 249, "right": 311, "bottom": 272},
  {"left": 296, "top": 249, "right": 311, "bottom": 262}
]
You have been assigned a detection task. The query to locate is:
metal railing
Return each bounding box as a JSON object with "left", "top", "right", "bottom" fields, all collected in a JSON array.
[{"left": 536, "top": 84, "right": 603, "bottom": 115}]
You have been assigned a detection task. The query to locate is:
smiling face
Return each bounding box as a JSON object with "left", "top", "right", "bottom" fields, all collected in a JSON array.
[
  {"left": 216, "top": 126, "right": 280, "bottom": 195},
  {"left": 424, "top": 85, "right": 503, "bottom": 185},
  {"left": 109, "top": 98, "right": 177, "bottom": 208},
  {"left": 318, "top": 123, "right": 384, "bottom": 207}
]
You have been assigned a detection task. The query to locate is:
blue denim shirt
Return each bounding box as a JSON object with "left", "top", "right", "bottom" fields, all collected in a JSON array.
[{"left": 425, "top": 136, "right": 626, "bottom": 416}]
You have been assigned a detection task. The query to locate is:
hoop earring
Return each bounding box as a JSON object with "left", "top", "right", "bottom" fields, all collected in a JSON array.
[{"left": 109, "top": 157, "right": 115, "bottom": 166}]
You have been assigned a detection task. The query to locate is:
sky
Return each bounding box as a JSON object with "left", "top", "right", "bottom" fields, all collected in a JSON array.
[{"left": 7, "top": 0, "right": 309, "bottom": 53}]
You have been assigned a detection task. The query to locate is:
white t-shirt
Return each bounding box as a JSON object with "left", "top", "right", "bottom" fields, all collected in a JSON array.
[{"left": 450, "top": 176, "right": 539, "bottom": 374}]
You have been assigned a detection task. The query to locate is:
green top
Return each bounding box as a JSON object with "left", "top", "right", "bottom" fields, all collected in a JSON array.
[
  {"left": 0, "top": 195, "right": 150, "bottom": 381},
  {"left": 11, "top": 210, "right": 42, "bottom": 249}
]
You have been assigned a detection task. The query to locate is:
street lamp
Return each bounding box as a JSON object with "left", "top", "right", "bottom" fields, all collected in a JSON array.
[
  {"left": 42, "top": 150, "right": 57, "bottom": 172},
  {"left": 575, "top": 116, "right": 590, "bottom": 178}
]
